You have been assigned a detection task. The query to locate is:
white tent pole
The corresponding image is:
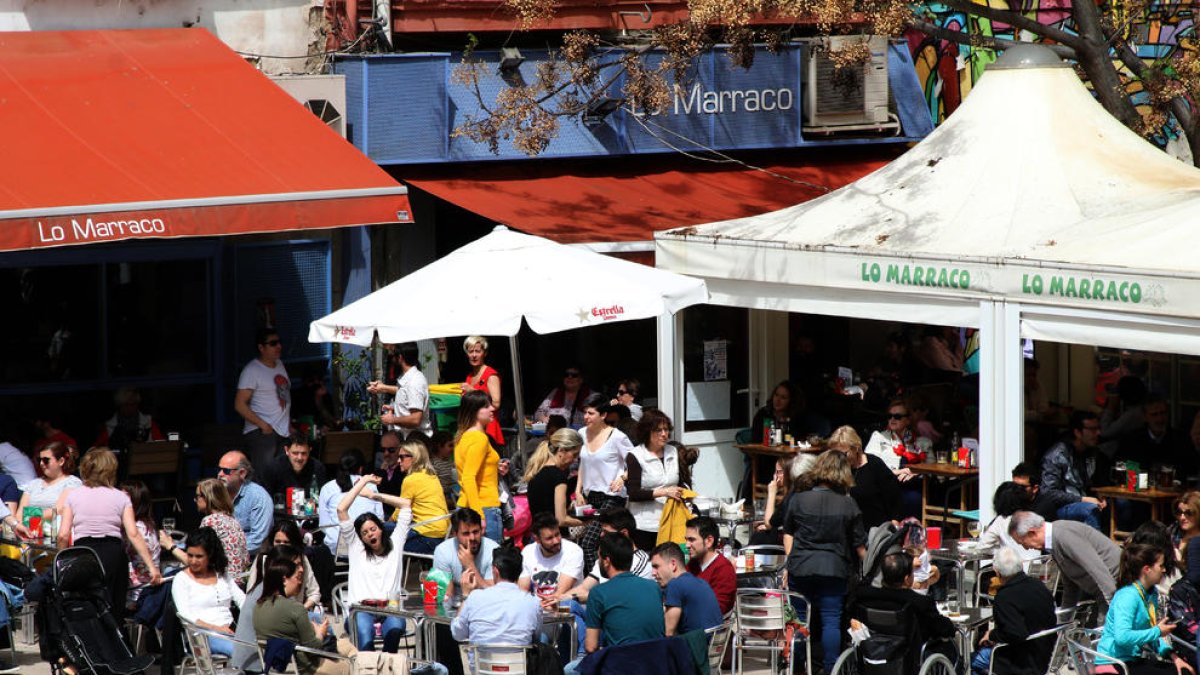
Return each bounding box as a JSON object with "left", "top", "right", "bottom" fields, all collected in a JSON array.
[
  {"left": 978, "top": 300, "right": 1023, "bottom": 524},
  {"left": 509, "top": 335, "right": 526, "bottom": 460}
]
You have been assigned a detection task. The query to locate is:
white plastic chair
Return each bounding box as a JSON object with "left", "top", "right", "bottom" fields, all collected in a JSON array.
[{"left": 732, "top": 588, "right": 809, "bottom": 675}]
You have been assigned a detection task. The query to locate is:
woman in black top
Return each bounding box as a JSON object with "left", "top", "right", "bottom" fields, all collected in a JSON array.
[
  {"left": 523, "top": 429, "right": 584, "bottom": 529},
  {"left": 828, "top": 425, "right": 900, "bottom": 529}
]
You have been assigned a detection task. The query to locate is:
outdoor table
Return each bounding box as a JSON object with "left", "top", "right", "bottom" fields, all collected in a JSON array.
[
  {"left": 0, "top": 535, "right": 60, "bottom": 567},
  {"left": 734, "top": 443, "right": 825, "bottom": 516},
  {"left": 710, "top": 514, "right": 754, "bottom": 544},
  {"left": 1091, "top": 485, "right": 1182, "bottom": 541},
  {"left": 929, "top": 539, "right": 995, "bottom": 609},
  {"left": 907, "top": 463, "right": 979, "bottom": 532},
  {"left": 939, "top": 605, "right": 991, "bottom": 674},
  {"left": 732, "top": 555, "right": 785, "bottom": 587},
  {"left": 349, "top": 595, "right": 576, "bottom": 663}
]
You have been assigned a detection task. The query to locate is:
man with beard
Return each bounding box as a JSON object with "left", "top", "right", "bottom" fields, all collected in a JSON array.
[
  {"left": 1039, "top": 411, "right": 1105, "bottom": 530},
  {"left": 433, "top": 508, "right": 498, "bottom": 599},
  {"left": 519, "top": 512, "right": 585, "bottom": 604},
  {"left": 684, "top": 516, "right": 737, "bottom": 615}
]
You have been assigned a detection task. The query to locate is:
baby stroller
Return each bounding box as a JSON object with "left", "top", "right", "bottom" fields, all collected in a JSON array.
[{"left": 41, "top": 546, "right": 155, "bottom": 675}]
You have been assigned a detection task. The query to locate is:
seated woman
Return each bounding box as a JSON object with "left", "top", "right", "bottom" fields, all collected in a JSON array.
[
  {"left": 524, "top": 429, "right": 585, "bottom": 531},
  {"left": 1096, "top": 542, "right": 1191, "bottom": 675},
  {"left": 20, "top": 441, "right": 80, "bottom": 520},
  {"left": 248, "top": 521, "right": 321, "bottom": 610},
  {"left": 171, "top": 527, "right": 245, "bottom": 657},
  {"left": 750, "top": 454, "right": 807, "bottom": 546},
  {"left": 392, "top": 439, "right": 449, "bottom": 554},
  {"left": 254, "top": 555, "right": 355, "bottom": 675},
  {"left": 162, "top": 479, "right": 249, "bottom": 581},
  {"left": 338, "top": 474, "right": 411, "bottom": 652}
]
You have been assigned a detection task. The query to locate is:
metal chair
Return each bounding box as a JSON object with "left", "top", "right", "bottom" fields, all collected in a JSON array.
[
  {"left": 462, "top": 643, "right": 533, "bottom": 675},
  {"left": 731, "top": 587, "right": 810, "bottom": 675},
  {"left": 1025, "top": 554, "right": 1060, "bottom": 596},
  {"left": 257, "top": 637, "right": 352, "bottom": 675},
  {"left": 178, "top": 616, "right": 253, "bottom": 675},
  {"left": 705, "top": 617, "right": 734, "bottom": 675},
  {"left": 331, "top": 582, "right": 350, "bottom": 634},
  {"left": 986, "top": 623, "right": 1073, "bottom": 675},
  {"left": 1065, "top": 630, "right": 1129, "bottom": 675}
]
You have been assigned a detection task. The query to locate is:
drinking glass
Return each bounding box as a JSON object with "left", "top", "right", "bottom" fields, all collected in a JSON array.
[
  {"left": 947, "top": 598, "right": 960, "bottom": 615},
  {"left": 162, "top": 517, "right": 176, "bottom": 531}
]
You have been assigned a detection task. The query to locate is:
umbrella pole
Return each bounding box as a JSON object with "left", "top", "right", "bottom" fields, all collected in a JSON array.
[{"left": 508, "top": 335, "right": 526, "bottom": 461}]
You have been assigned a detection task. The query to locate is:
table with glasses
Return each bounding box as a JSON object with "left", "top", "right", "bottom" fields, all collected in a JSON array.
[
  {"left": 732, "top": 554, "right": 786, "bottom": 588},
  {"left": 907, "top": 463, "right": 979, "bottom": 532},
  {"left": 0, "top": 534, "right": 61, "bottom": 568},
  {"left": 348, "top": 596, "right": 576, "bottom": 662},
  {"left": 929, "top": 539, "right": 996, "bottom": 609},
  {"left": 1091, "top": 485, "right": 1182, "bottom": 541}
]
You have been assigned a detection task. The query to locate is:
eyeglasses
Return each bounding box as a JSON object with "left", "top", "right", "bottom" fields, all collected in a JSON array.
[
  {"left": 397, "top": 454, "right": 413, "bottom": 460},
  {"left": 38, "top": 457, "right": 53, "bottom": 465},
  {"left": 617, "top": 389, "right": 629, "bottom": 395},
  {"left": 217, "top": 466, "right": 237, "bottom": 475},
  {"left": 1179, "top": 507, "right": 1195, "bottom": 517},
  {"left": 564, "top": 371, "right": 581, "bottom": 378},
  {"left": 263, "top": 339, "right": 282, "bottom": 347},
  {"left": 888, "top": 413, "right": 909, "bottom": 420}
]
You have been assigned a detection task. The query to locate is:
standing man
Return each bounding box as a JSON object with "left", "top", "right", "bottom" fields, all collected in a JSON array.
[
  {"left": 650, "top": 543, "right": 723, "bottom": 635},
  {"left": 235, "top": 329, "right": 292, "bottom": 469},
  {"left": 369, "top": 342, "right": 432, "bottom": 439},
  {"left": 1010, "top": 511, "right": 1119, "bottom": 614},
  {"left": 260, "top": 434, "right": 327, "bottom": 498},
  {"left": 433, "top": 509, "right": 499, "bottom": 599},
  {"left": 684, "top": 516, "right": 737, "bottom": 615},
  {"left": 218, "top": 451, "right": 273, "bottom": 552},
  {"left": 1040, "top": 411, "right": 1106, "bottom": 530},
  {"left": 520, "top": 512, "right": 585, "bottom": 604}
]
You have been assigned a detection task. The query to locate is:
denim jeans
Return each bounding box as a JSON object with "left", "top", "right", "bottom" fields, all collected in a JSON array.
[
  {"left": 971, "top": 646, "right": 993, "bottom": 675},
  {"left": 789, "top": 575, "right": 847, "bottom": 674},
  {"left": 1056, "top": 501, "right": 1102, "bottom": 531},
  {"left": 404, "top": 534, "right": 443, "bottom": 555},
  {"left": 209, "top": 635, "right": 234, "bottom": 657},
  {"left": 350, "top": 611, "right": 406, "bottom": 652},
  {"left": 483, "top": 506, "right": 503, "bottom": 543}
]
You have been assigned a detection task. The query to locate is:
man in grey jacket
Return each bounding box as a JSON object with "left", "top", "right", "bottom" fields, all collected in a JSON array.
[{"left": 1009, "top": 511, "right": 1119, "bottom": 615}]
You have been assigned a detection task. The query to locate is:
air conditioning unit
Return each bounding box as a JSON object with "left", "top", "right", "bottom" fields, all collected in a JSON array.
[
  {"left": 802, "top": 35, "right": 898, "bottom": 134},
  {"left": 268, "top": 74, "right": 348, "bottom": 138}
]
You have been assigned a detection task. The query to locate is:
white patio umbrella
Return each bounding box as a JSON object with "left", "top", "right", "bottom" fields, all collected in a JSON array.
[{"left": 309, "top": 225, "right": 709, "bottom": 455}]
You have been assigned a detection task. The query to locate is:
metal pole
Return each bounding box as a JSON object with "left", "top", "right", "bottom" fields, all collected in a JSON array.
[{"left": 508, "top": 335, "right": 526, "bottom": 460}]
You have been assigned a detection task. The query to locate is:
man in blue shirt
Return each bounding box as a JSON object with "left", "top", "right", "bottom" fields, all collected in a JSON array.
[
  {"left": 433, "top": 508, "right": 499, "bottom": 598},
  {"left": 650, "top": 542, "right": 723, "bottom": 635},
  {"left": 450, "top": 547, "right": 542, "bottom": 645},
  {"left": 219, "top": 450, "right": 273, "bottom": 551}
]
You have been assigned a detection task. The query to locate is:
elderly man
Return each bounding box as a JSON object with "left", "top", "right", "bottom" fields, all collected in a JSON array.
[
  {"left": 1010, "top": 510, "right": 1119, "bottom": 614},
  {"left": 218, "top": 451, "right": 273, "bottom": 552},
  {"left": 971, "top": 547, "right": 1058, "bottom": 675}
]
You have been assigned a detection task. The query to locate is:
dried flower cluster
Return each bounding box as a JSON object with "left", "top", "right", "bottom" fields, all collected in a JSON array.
[{"left": 503, "top": 0, "right": 556, "bottom": 29}]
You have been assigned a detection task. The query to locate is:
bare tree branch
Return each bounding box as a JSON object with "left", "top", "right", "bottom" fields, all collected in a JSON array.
[
  {"left": 1114, "top": 39, "right": 1197, "bottom": 135},
  {"left": 911, "top": 19, "right": 1077, "bottom": 58},
  {"left": 938, "top": 0, "right": 1084, "bottom": 50}
]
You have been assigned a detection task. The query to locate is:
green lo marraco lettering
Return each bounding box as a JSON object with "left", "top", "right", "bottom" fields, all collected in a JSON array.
[
  {"left": 1022, "top": 273, "right": 1141, "bottom": 303},
  {"left": 859, "top": 262, "right": 970, "bottom": 290}
]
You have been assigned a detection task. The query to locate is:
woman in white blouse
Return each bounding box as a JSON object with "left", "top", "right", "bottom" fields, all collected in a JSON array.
[
  {"left": 338, "top": 474, "right": 412, "bottom": 652},
  {"left": 171, "top": 527, "right": 245, "bottom": 656},
  {"left": 574, "top": 393, "right": 634, "bottom": 572},
  {"left": 625, "top": 410, "right": 690, "bottom": 551}
]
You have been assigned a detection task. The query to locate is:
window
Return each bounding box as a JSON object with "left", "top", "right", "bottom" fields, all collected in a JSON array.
[{"left": 681, "top": 305, "right": 750, "bottom": 432}]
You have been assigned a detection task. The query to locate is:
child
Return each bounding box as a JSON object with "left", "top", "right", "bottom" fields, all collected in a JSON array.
[{"left": 428, "top": 430, "right": 459, "bottom": 507}]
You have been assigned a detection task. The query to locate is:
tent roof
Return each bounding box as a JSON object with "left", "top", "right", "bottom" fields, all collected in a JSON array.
[{"left": 658, "top": 44, "right": 1200, "bottom": 278}]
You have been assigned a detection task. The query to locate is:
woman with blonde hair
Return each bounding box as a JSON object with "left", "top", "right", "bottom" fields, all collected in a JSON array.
[
  {"left": 163, "top": 478, "right": 249, "bottom": 579},
  {"left": 526, "top": 429, "right": 585, "bottom": 530},
  {"left": 455, "top": 390, "right": 503, "bottom": 542},
  {"left": 782, "top": 450, "right": 866, "bottom": 675},
  {"left": 59, "top": 447, "right": 162, "bottom": 619},
  {"left": 828, "top": 425, "right": 900, "bottom": 528},
  {"left": 460, "top": 335, "right": 505, "bottom": 446},
  {"left": 392, "top": 439, "right": 449, "bottom": 554}
]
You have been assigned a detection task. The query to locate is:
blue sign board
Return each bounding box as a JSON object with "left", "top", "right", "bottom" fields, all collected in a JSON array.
[{"left": 333, "top": 43, "right": 932, "bottom": 165}]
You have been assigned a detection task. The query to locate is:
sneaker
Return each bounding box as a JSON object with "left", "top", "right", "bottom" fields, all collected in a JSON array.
[{"left": 0, "top": 659, "right": 20, "bottom": 674}]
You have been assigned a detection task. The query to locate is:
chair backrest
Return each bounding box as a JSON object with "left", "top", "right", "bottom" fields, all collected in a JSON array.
[
  {"left": 331, "top": 582, "right": 349, "bottom": 629},
  {"left": 1026, "top": 554, "right": 1060, "bottom": 594},
  {"left": 705, "top": 619, "right": 733, "bottom": 673},
  {"left": 1065, "top": 632, "right": 1128, "bottom": 675},
  {"left": 464, "top": 643, "right": 531, "bottom": 675},
  {"left": 988, "top": 623, "right": 1073, "bottom": 675},
  {"left": 127, "top": 440, "right": 184, "bottom": 477},
  {"left": 179, "top": 616, "right": 226, "bottom": 675},
  {"left": 734, "top": 588, "right": 788, "bottom": 632},
  {"left": 854, "top": 602, "right": 918, "bottom": 675}
]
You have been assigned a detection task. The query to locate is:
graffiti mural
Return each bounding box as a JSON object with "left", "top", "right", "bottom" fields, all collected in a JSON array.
[{"left": 909, "top": 0, "right": 1195, "bottom": 145}]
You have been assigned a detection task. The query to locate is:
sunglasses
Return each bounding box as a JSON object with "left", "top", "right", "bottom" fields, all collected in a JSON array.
[
  {"left": 263, "top": 339, "right": 282, "bottom": 347},
  {"left": 1179, "top": 507, "right": 1195, "bottom": 517},
  {"left": 889, "top": 413, "right": 909, "bottom": 420},
  {"left": 617, "top": 389, "right": 629, "bottom": 395},
  {"left": 397, "top": 453, "right": 413, "bottom": 460},
  {"left": 38, "top": 456, "right": 53, "bottom": 465},
  {"left": 564, "top": 371, "right": 581, "bottom": 378},
  {"left": 217, "top": 466, "right": 237, "bottom": 475}
]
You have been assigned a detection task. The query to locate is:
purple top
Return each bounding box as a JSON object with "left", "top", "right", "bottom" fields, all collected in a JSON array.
[{"left": 66, "top": 486, "right": 130, "bottom": 539}]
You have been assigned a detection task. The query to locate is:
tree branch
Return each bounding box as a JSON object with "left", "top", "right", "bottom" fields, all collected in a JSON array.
[
  {"left": 937, "top": 0, "right": 1084, "bottom": 50},
  {"left": 911, "top": 20, "right": 1076, "bottom": 58},
  {"left": 1114, "top": 39, "right": 1196, "bottom": 134}
]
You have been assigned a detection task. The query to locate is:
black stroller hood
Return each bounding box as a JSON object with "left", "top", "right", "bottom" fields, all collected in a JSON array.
[{"left": 54, "top": 547, "right": 107, "bottom": 595}]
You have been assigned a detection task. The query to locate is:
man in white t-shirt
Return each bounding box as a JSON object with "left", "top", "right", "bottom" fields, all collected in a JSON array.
[
  {"left": 519, "top": 512, "right": 585, "bottom": 607},
  {"left": 234, "top": 328, "right": 292, "bottom": 469},
  {"left": 0, "top": 441, "right": 36, "bottom": 489},
  {"left": 369, "top": 342, "right": 432, "bottom": 439}
]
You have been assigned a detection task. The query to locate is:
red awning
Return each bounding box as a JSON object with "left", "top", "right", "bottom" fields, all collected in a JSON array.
[
  {"left": 404, "top": 148, "right": 899, "bottom": 245},
  {"left": 0, "top": 28, "right": 411, "bottom": 251}
]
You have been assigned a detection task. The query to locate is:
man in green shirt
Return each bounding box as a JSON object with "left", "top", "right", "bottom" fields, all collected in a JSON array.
[{"left": 584, "top": 532, "right": 665, "bottom": 651}]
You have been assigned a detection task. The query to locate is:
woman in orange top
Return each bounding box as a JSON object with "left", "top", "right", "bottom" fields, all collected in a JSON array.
[{"left": 455, "top": 390, "right": 502, "bottom": 543}]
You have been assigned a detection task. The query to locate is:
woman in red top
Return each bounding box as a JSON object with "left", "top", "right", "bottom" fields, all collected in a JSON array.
[{"left": 461, "top": 335, "right": 504, "bottom": 447}]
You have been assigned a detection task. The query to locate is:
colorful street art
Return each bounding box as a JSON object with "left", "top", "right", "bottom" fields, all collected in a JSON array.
[{"left": 907, "top": 0, "right": 1196, "bottom": 141}]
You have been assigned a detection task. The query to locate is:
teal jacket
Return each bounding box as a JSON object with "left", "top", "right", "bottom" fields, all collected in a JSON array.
[{"left": 1097, "top": 583, "right": 1170, "bottom": 664}]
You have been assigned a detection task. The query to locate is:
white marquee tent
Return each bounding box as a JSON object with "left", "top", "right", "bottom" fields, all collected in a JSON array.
[{"left": 655, "top": 44, "right": 1200, "bottom": 519}]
